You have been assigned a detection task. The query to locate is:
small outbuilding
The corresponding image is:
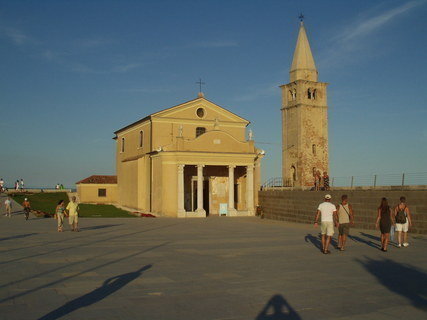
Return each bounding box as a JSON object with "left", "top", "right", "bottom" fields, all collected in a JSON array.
[{"left": 76, "top": 175, "right": 117, "bottom": 204}]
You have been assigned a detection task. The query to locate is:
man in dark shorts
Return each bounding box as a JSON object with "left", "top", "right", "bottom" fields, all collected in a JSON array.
[
  {"left": 22, "top": 198, "right": 31, "bottom": 220},
  {"left": 336, "top": 195, "right": 354, "bottom": 251}
]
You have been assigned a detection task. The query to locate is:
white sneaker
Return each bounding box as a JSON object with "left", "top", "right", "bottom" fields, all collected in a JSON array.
[
  {"left": 403, "top": 243, "right": 409, "bottom": 247},
  {"left": 398, "top": 244, "right": 402, "bottom": 248}
]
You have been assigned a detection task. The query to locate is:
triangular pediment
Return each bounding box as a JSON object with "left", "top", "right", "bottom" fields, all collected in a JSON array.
[{"left": 151, "top": 97, "right": 249, "bottom": 124}]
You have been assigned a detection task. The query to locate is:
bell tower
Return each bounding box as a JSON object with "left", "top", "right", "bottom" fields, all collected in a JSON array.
[{"left": 281, "top": 20, "right": 329, "bottom": 188}]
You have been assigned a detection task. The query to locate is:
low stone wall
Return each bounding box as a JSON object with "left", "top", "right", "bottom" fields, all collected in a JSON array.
[{"left": 258, "top": 189, "right": 427, "bottom": 234}]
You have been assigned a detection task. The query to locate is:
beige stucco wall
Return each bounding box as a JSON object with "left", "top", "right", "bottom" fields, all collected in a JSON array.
[
  {"left": 114, "top": 97, "right": 263, "bottom": 216},
  {"left": 77, "top": 184, "right": 117, "bottom": 203}
]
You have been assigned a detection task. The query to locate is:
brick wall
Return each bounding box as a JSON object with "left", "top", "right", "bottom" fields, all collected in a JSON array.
[{"left": 258, "top": 189, "right": 427, "bottom": 234}]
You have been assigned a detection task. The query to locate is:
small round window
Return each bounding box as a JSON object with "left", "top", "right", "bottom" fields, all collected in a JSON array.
[{"left": 196, "top": 107, "right": 205, "bottom": 118}]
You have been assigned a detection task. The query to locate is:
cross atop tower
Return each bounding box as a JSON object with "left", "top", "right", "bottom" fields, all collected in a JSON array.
[
  {"left": 196, "top": 78, "right": 205, "bottom": 97},
  {"left": 298, "top": 13, "right": 304, "bottom": 22}
]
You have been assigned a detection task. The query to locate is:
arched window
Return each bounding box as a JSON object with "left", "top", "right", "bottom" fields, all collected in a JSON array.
[
  {"left": 312, "top": 144, "right": 316, "bottom": 155},
  {"left": 288, "top": 90, "right": 293, "bottom": 101},
  {"left": 290, "top": 165, "right": 297, "bottom": 184},
  {"left": 121, "top": 137, "right": 125, "bottom": 153},
  {"left": 139, "top": 131, "right": 144, "bottom": 148},
  {"left": 307, "top": 88, "right": 312, "bottom": 99},
  {"left": 312, "top": 89, "right": 317, "bottom": 100},
  {"left": 196, "top": 127, "right": 206, "bottom": 137}
]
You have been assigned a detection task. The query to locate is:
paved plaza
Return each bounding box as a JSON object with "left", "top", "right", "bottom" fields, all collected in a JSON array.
[{"left": 0, "top": 201, "right": 426, "bottom": 319}]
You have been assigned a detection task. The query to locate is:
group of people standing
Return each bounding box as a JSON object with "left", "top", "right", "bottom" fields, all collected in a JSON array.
[
  {"left": 313, "top": 171, "right": 330, "bottom": 191},
  {"left": 0, "top": 178, "right": 25, "bottom": 192},
  {"left": 55, "top": 196, "right": 79, "bottom": 232},
  {"left": 315, "top": 194, "right": 412, "bottom": 254}
]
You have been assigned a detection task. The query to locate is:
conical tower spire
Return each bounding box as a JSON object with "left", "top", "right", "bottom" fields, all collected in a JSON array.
[{"left": 289, "top": 21, "right": 318, "bottom": 82}]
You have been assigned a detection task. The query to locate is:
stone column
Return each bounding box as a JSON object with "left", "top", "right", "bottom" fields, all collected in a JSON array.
[
  {"left": 228, "top": 165, "right": 237, "bottom": 215},
  {"left": 177, "top": 164, "right": 185, "bottom": 217},
  {"left": 196, "top": 164, "right": 206, "bottom": 215},
  {"left": 246, "top": 164, "right": 254, "bottom": 215}
]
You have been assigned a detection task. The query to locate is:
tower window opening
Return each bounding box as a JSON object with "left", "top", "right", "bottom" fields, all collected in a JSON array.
[
  {"left": 121, "top": 137, "right": 125, "bottom": 153},
  {"left": 139, "top": 131, "right": 144, "bottom": 148},
  {"left": 288, "top": 90, "right": 293, "bottom": 101},
  {"left": 196, "top": 127, "right": 206, "bottom": 137},
  {"left": 313, "top": 89, "right": 317, "bottom": 100},
  {"left": 307, "top": 88, "right": 312, "bottom": 99},
  {"left": 312, "top": 144, "right": 316, "bottom": 155}
]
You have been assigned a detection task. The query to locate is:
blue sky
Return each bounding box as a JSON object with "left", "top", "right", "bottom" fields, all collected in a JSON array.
[{"left": 1, "top": 0, "right": 426, "bottom": 188}]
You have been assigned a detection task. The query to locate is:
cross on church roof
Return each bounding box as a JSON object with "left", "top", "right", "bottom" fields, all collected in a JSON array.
[
  {"left": 299, "top": 13, "right": 304, "bottom": 22},
  {"left": 196, "top": 78, "right": 205, "bottom": 94}
]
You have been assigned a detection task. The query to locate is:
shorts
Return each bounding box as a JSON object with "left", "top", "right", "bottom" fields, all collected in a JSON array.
[
  {"left": 338, "top": 223, "right": 350, "bottom": 236},
  {"left": 57, "top": 213, "right": 64, "bottom": 228},
  {"left": 395, "top": 222, "right": 409, "bottom": 232},
  {"left": 321, "top": 221, "right": 334, "bottom": 236},
  {"left": 69, "top": 215, "right": 78, "bottom": 224}
]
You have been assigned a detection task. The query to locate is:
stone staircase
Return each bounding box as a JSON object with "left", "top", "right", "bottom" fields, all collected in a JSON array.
[{"left": 259, "top": 189, "right": 427, "bottom": 234}]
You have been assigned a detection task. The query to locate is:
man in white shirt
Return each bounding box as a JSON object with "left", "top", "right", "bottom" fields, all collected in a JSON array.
[
  {"left": 314, "top": 194, "right": 338, "bottom": 254},
  {"left": 4, "top": 197, "right": 12, "bottom": 217},
  {"left": 66, "top": 196, "right": 80, "bottom": 232}
]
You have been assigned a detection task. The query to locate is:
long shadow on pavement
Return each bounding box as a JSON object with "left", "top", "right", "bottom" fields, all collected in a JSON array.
[
  {"left": 0, "top": 242, "right": 168, "bottom": 304},
  {"left": 0, "top": 233, "right": 38, "bottom": 241},
  {"left": 304, "top": 233, "right": 338, "bottom": 251},
  {"left": 80, "top": 224, "right": 122, "bottom": 231},
  {"left": 38, "top": 264, "right": 152, "bottom": 320},
  {"left": 0, "top": 222, "right": 181, "bottom": 265},
  {"left": 357, "top": 257, "right": 427, "bottom": 310},
  {"left": 348, "top": 234, "right": 380, "bottom": 249},
  {"left": 359, "top": 232, "right": 381, "bottom": 242},
  {"left": 256, "top": 294, "right": 301, "bottom": 320}
]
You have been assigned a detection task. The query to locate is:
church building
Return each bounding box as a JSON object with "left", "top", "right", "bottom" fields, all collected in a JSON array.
[
  {"left": 107, "top": 93, "right": 263, "bottom": 217},
  {"left": 281, "top": 20, "right": 329, "bottom": 188}
]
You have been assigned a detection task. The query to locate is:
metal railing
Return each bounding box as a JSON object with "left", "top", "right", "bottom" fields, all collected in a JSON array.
[{"left": 262, "top": 172, "right": 427, "bottom": 189}]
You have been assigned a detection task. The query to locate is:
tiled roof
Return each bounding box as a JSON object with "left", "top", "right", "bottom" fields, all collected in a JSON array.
[{"left": 76, "top": 175, "right": 117, "bottom": 184}]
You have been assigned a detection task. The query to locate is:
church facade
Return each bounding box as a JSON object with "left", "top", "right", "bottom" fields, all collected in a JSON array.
[
  {"left": 112, "top": 94, "right": 263, "bottom": 217},
  {"left": 281, "top": 21, "right": 329, "bottom": 188}
]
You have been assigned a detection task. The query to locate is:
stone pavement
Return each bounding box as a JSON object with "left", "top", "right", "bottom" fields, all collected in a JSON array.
[{"left": 0, "top": 213, "right": 426, "bottom": 320}]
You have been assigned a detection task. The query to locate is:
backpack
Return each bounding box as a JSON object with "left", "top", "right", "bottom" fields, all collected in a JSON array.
[{"left": 395, "top": 206, "right": 407, "bottom": 224}]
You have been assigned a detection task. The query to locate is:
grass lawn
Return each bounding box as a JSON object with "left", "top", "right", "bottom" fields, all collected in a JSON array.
[
  {"left": 11, "top": 192, "right": 134, "bottom": 218},
  {"left": 12, "top": 192, "right": 69, "bottom": 215},
  {"left": 79, "top": 204, "right": 134, "bottom": 218}
]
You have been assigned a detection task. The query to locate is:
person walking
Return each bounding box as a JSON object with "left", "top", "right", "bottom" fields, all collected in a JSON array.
[
  {"left": 15, "top": 180, "right": 19, "bottom": 191},
  {"left": 66, "top": 196, "right": 79, "bottom": 232},
  {"left": 4, "top": 197, "right": 12, "bottom": 217},
  {"left": 56, "top": 200, "right": 66, "bottom": 232},
  {"left": 394, "top": 196, "right": 412, "bottom": 248},
  {"left": 314, "top": 194, "right": 338, "bottom": 254},
  {"left": 20, "top": 179, "right": 25, "bottom": 192},
  {"left": 0, "top": 178, "right": 4, "bottom": 192},
  {"left": 375, "top": 198, "right": 394, "bottom": 252},
  {"left": 22, "top": 198, "right": 31, "bottom": 220},
  {"left": 313, "top": 171, "right": 321, "bottom": 191},
  {"left": 323, "top": 172, "right": 330, "bottom": 191},
  {"left": 336, "top": 195, "right": 354, "bottom": 251}
]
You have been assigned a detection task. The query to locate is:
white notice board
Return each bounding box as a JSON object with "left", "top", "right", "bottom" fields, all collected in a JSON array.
[{"left": 219, "top": 203, "right": 228, "bottom": 216}]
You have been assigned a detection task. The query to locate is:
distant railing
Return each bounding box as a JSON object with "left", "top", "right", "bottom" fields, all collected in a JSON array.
[{"left": 262, "top": 172, "right": 427, "bottom": 189}]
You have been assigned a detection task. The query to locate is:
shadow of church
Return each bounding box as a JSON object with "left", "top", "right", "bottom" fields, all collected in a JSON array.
[
  {"left": 256, "top": 294, "right": 301, "bottom": 320},
  {"left": 357, "top": 257, "right": 427, "bottom": 310},
  {"left": 38, "top": 264, "right": 152, "bottom": 320}
]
